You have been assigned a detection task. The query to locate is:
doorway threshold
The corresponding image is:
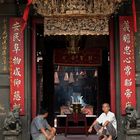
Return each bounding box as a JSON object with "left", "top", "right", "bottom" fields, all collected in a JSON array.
[{"left": 55, "top": 134, "right": 98, "bottom": 140}]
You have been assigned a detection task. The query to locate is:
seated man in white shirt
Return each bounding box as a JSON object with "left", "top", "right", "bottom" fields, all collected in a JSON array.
[{"left": 88, "top": 103, "right": 117, "bottom": 140}]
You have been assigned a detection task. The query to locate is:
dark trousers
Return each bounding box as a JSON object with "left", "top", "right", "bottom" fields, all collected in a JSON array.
[{"left": 94, "top": 122, "right": 117, "bottom": 139}]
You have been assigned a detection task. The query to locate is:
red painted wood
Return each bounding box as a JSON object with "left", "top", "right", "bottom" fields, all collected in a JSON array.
[
  {"left": 31, "top": 19, "right": 43, "bottom": 119},
  {"left": 109, "top": 19, "right": 116, "bottom": 113},
  {"left": 132, "top": 0, "right": 137, "bottom": 32}
]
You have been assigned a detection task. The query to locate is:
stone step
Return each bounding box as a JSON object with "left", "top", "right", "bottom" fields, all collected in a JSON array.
[{"left": 55, "top": 135, "right": 98, "bottom": 140}]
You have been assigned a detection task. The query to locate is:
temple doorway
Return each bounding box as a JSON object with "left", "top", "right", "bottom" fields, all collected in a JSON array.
[{"left": 34, "top": 23, "right": 110, "bottom": 123}]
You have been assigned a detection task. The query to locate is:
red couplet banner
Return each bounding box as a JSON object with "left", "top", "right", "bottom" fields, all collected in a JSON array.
[
  {"left": 10, "top": 18, "right": 25, "bottom": 115},
  {"left": 119, "top": 16, "right": 136, "bottom": 115}
]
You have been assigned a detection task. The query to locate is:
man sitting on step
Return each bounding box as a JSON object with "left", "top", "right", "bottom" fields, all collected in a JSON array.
[
  {"left": 31, "top": 109, "right": 56, "bottom": 140},
  {"left": 88, "top": 103, "right": 117, "bottom": 140}
]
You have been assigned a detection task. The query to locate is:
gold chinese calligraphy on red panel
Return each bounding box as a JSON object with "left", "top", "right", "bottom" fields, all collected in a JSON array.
[
  {"left": 119, "top": 16, "right": 136, "bottom": 115},
  {"left": 10, "top": 18, "right": 25, "bottom": 115},
  {"left": 54, "top": 48, "right": 102, "bottom": 66}
]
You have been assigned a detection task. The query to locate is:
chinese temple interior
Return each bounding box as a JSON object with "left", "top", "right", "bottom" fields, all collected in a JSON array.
[{"left": 36, "top": 24, "right": 110, "bottom": 122}]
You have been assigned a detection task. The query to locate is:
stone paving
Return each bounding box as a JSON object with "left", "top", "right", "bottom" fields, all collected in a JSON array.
[{"left": 55, "top": 135, "right": 98, "bottom": 140}]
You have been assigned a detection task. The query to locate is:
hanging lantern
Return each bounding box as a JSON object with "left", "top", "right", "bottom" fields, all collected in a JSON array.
[
  {"left": 64, "top": 72, "right": 69, "bottom": 81},
  {"left": 54, "top": 71, "right": 60, "bottom": 84},
  {"left": 69, "top": 72, "right": 75, "bottom": 84}
]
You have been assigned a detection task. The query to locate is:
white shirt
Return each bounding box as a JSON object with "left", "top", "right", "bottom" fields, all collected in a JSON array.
[{"left": 96, "top": 111, "right": 117, "bottom": 130}]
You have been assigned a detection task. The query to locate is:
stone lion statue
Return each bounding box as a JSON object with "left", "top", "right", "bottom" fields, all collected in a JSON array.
[
  {"left": 124, "top": 105, "right": 139, "bottom": 129},
  {"left": 3, "top": 106, "right": 22, "bottom": 132}
]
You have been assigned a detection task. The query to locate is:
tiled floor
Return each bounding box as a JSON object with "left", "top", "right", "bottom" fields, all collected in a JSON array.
[{"left": 55, "top": 135, "right": 98, "bottom": 140}]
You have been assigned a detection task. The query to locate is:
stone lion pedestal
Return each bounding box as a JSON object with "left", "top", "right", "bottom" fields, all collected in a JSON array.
[
  {"left": 123, "top": 105, "right": 140, "bottom": 140},
  {"left": 125, "top": 129, "right": 140, "bottom": 140},
  {"left": 3, "top": 106, "right": 22, "bottom": 140},
  {"left": 3, "top": 130, "right": 21, "bottom": 140}
]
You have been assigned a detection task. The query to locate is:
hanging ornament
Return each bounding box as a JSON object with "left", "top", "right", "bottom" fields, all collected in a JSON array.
[
  {"left": 22, "top": 0, "right": 32, "bottom": 31},
  {"left": 75, "top": 71, "right": 79, "bottom": 81},
  {"left": 57, "top": 65, "right": 60, "bottom": 71},
  {"left": 64, "top": 72, "right": 69, "bottom": 81},
  {"left": 69, "top": 72, "right": 75, "bottom": 84},
  {"left": 94, "top": 70, "right": 98, "bottom": 77},
  {"left": 80, "top": 71, "right": 84, "bottom": 75},
  {"left": 76, "top": 71, "right": 79, "bottom": 76},
  {"left": 54, "top": 71, "right": 60, "bottom": 84}
]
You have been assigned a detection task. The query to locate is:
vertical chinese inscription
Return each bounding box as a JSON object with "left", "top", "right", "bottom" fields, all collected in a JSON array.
[
  {"left": 10, "top": 18, "right": 25, "bottom": 115},
  {"left": 0, "top": 18, "right": 8, "bottom": 73},
  {"left": 119, "top": 16, "right": 136, "bottom": 114}
]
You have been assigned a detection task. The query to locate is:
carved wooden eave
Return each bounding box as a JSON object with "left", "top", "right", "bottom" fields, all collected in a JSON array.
[
  {"left": 32, "top": 0, "right": 128, "bottom": 36},
  {"left": 44, "top": 17, "right": 109, "bottom": 36}
]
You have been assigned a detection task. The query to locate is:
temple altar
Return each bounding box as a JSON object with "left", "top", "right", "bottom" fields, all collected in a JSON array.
[{"left": 56, "top": 114, "right": 97, "bottom": 134}]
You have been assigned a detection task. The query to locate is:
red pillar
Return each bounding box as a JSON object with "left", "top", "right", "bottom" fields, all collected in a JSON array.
[
  {"left": 32, "top": 19, "right": 37, "bottom": 119},
  {"left": 109, "top": 19, "right": 116, "bottom": 113}
]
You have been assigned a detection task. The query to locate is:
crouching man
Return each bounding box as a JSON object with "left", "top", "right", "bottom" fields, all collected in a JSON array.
[
  {"left": 31, "top": 109, "right": 56, "bottom": 140},
  {"left": 88, "top": 103, "right": 117, "bottom": 140}
]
